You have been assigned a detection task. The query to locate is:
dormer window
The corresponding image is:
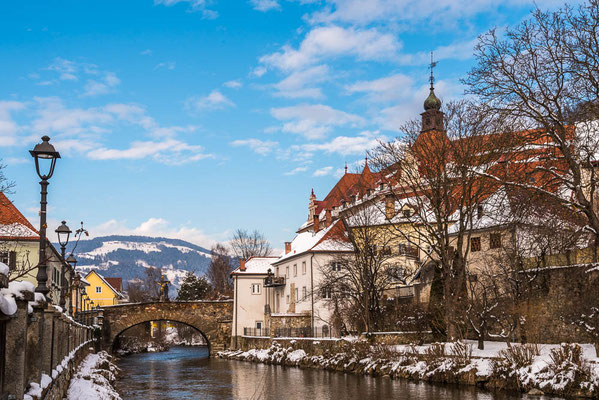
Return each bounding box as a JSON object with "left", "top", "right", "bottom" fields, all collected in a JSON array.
[{"left": 477, "top": 205, "right": 483, "bottom": 219}]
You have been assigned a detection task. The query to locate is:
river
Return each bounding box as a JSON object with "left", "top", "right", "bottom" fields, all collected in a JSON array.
[{"left": 115, "top": 346, "right": 559, "bottom": 399}]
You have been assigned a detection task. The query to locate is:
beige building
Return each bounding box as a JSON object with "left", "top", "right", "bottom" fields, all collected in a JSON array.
[
  {"left": 231, "top": 256, "right": 278, "bottom": 343},
  {"left": 0, "top": 192, "right": 72, "bottom": 309}
]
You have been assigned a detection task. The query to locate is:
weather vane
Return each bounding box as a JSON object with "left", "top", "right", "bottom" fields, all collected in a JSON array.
[{"left": 429, "top": 51, "right": 437, "bottom": 90}]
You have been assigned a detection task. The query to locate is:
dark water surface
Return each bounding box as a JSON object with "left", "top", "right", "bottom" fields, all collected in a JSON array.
[{"left": 115, "top": 346, "right": 560, "bottom": 400}]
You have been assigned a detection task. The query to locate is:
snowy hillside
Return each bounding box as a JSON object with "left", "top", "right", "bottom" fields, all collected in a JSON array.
[{"left": 64, "top": 235, "right": 214, "bottom": 292}]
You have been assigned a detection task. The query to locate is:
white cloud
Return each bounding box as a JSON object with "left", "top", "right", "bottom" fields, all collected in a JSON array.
[
  {"left": 154, "top": 0, "right": 218, "bottom": 18},
  {"left": 47, "top": 58, "right": 79, "bottom": 81},
  {"left": 91, "top": 217, "right": 225, "bottom": 248},
  {"left": 346, "top": 73, "right": 413, "bottom": 102},
  {"left": 260, "top": 25, "right": 401, "bottom": 72},
  {"left": 230, "top": 138, "right": 278, "bottom": 155},
  {"left": 270, "top": 104, "right": 364, "bottom": 140},
  {"left": 308, "top": 0, "right": 565, "bottom": 27},
  {"left": 223, "top": 80, "right": 242, "bottom": 89},
  {"left": 186, "top": 90, "right": 235, "bottom": 111},
  {"left": 88, "top": 138, "right": 212, "bottom": 164},
  {"left": 141, "top": 49, "right": 153, "bottom": 56},
  {"left": 252, "top": 66, "right": 267, "bottom": 77},
  {"left": 83, "top": 72, "right": 121, "bottom": 96},
  {"left": 3, "top": 157, "right": 28, "bottom": 165},
  {"left": 298, "top": 130, "right": 385, "bottom": 156},
  {"left": 313, "top": 166, "right": 333, "bottom": 176},
  {"left": 273, "top": 64, "right": 329, "bottom": 99},
  {"left": 250, "top": 0, "right": 280, "bottom": 11},
  {"left": 0, "top": 101, "right": 25, "bottom": 146},
  {"left": 284, "top": 166, "right": 308, "bottom": 175},
  {"left": 155, "top": 61, "right": 176, "bottom": 70}
]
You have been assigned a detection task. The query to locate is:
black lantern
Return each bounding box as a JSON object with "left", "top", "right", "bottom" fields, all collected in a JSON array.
[
  {"left": 56, "top": 221, "right": 72, "bottom": 309},
  {"left": 30, "top": 135, "right": 60, "bottom": 180},
  {"left": 66, "top": 254, "right": 77, "bottom": 267},
  {"left": 55, "top": 221, "right": 71, "bottom": 257},
  {"left": 30, "top": 136, "right": 60, "bottom": 298}
]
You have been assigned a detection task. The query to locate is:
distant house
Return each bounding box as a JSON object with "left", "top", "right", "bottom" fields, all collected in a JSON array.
[{"left": 84, "top": 270, "right": 124, "bottom": 306}]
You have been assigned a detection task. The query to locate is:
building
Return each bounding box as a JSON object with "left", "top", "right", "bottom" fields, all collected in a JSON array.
[
  {"left": 0, "top": 192, "right": 72, "bottom": 308},
  {"left": 83, "top": 270, "right": 124, "bottom": 307},
  {"left": 231, "top": 256, "right": 278, "bottom": 344},
  {"left": 270, "top": 219, "right": 352, "bottom": 336}
]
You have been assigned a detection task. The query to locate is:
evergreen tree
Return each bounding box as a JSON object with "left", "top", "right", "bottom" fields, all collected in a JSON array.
[{"left": 176, "top": 272, "right": 212, "bottom": 300}]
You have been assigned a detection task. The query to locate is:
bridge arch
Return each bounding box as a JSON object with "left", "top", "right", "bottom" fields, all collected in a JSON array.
[{"left": 100, "top": 300, "right": 233, "bottom": 353}]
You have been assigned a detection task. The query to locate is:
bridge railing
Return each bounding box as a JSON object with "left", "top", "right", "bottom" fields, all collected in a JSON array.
[{"left": 242, "top": 326, "right": 336, "bottom": 339}]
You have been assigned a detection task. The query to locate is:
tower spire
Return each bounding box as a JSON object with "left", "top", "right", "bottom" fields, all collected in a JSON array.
[
  {"left": 429, "top": 51, "right": 437, "bottom": 91},
  {"left": 344, "top": 162, "right": 348, "bottom": 174}
]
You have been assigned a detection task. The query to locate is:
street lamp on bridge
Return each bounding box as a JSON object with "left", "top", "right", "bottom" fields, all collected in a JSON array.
[
  {"left": 30, "top": 136, "right": 60, "bottom": 298},
  {"left": 56, "top": 221, "right": 72, "bottom": 310}
]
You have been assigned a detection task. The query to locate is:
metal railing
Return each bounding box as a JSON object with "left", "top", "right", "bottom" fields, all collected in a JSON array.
[
  {"left": 274, "top": 326, "right": 334, "bottom": 338},
  {"left": 243, "top": 327, "right": 270, "bottom": 337}
]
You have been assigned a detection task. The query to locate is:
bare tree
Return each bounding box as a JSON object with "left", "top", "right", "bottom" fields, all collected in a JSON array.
[
  {"left": 230, "top": 229, "right": 272, "bottom": 260},
  {"left": 317, "top": 203, "right": 398, "bottom": 333},
  {"left": 207, "top": 244, "right": 233, "bottom": 297},
  {"left": 465, "top": 0, "right": 599, "bottom": 259},
  {"left": 370, "top": 100, "right": 510, "bottom": 340}
]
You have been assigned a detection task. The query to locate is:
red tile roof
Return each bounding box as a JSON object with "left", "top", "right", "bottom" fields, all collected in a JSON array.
[
  {"left": 0, "top": 192, "right": 39, "bottom": 240},
  {"left": 105, "top": 277, "right": 122, "bottom": 293}
]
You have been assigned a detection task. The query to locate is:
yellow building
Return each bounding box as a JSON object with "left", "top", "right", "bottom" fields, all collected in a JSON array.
[{"left": 83, "top": 270, "right": 124, "bottom": 306}]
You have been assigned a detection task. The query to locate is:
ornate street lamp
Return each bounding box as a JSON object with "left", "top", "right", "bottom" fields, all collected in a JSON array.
[
  {"left": 30, "top": 136, "right": 60, "bottom": 298},
  {"left": 67, "top": 255, "right": 78, "bottom": 315},
  {"left": 56, "top": 221, "right": 71, "bottom": 309}
]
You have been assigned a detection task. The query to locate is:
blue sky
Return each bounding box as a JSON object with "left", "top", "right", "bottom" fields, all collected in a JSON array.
[{"left": 0, "top": 0, "right": 569, "bottom": 250}]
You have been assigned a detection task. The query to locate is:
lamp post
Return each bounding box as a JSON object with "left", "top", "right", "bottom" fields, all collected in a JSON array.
[
  {"left": 30, "top": 136, "right": 60, "bottom": 298},
  {"left": 67, "top": 255, "right": 77, "bottom": 316},
  {"left": 56, "top": 221, "right": 71, "bottom": 309}
]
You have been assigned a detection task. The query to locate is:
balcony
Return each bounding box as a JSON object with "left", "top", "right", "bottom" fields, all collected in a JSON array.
[{"left": 264, "top": 276, "right": 286, "bottom": 287}]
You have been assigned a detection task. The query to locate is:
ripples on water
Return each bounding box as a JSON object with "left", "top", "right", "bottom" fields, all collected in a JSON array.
[{"left": 115, "top": 346, "right": 560, "bottom": 400}]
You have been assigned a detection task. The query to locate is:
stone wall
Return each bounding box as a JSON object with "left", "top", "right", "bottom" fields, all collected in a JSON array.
[{"left": 1, "top": 294, "right": 94, "bottom": 400}]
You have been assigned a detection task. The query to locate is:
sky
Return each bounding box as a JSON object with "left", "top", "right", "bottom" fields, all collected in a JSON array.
[{"left": 0, "top": 0, "right": 572, "bottom": 251}]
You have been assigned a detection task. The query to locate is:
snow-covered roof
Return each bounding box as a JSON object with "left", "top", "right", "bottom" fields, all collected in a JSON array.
[
  {"left": 275, "top": 219, "right": 351, "bottom": 264},
  {"left": 231, "top": 256, "right": 278, "bottom": 275},
  {"left": 0, "top": 223, "right": 39, "bottom": 239}
]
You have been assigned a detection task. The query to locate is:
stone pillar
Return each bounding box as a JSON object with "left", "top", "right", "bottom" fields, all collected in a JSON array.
[
  {"left": 40, "top": 307, "right": 56, "bottom": 376},
  {"left": 26, "top": 307, "right": 42, "bottom": 386},
  {"left": 4, "top": 296, "right": 31, "bottom": 400}
]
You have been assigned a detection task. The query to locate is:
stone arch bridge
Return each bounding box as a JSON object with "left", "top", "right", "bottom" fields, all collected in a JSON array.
[{"left": 98, "top": 300, "right": 233, "bottom": 352}]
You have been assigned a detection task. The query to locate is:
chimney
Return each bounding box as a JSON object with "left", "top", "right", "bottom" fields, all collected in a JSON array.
[
  {"left": 313, "top": 215, "right": 320, "bottom": 233},
  {"left": 325, "top": 209, "right": 332, "bottom": 228},
  {"left": 285, "top": 242, "right": 291, "bottom": 254},
  {"left": 239, "top": 259, "right": 246, "bottom": 271}
]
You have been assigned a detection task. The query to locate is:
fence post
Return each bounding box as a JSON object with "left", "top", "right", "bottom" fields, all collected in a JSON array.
[{"left": 4, "top": 295, "right": 31, "bottom": 399}]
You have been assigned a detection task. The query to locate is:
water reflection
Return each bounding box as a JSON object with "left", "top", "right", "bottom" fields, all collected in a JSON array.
[{"left": 116, "top": 347, "right": 560, "bottom": 400}]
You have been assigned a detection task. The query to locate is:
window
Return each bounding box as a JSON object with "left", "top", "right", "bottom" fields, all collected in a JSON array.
[
  {"left": 286, "top": 266, "right": 289, "bottom": 278},
  {"left": 293, "top": 264, "right": 297, "bottom": 277},
  {"left": 490, "top": 233, "right": 502, "bottom": 249},
  {"left": 331, "top": 262, "right": 342, "bottom": 272},
  {"left": 0, "top": 252, "right": 8, "bottom": 265},
  {"left": 477, "top": 205, "right": 484, "bottom": 219},
  {"left": 470, "top": 237, "right": 481, "bottom": 252},
  {"left": 302, "top": 261, "right": 306, "bottom": 275},
  {"left": 251, "top": 283, "right": 261, "bottom": 295},
  {"left": 403, "top": 209, "right": 412, "bottom": 218},
  {"left": 256, "top": 321, "right": 263, "bottom": 330},
  {"left": 95, "top": 286, "right": 102, "bottom": 293},
  {"left": 302, "top": 286, "right": 306, "bottom": 300},
  {"left": 321, "top": 287, "right": 332, "bottom": 299}
]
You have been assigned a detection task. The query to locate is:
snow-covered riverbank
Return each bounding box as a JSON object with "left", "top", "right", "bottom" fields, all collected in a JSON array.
[
  {"left": 218, "top": 340, "right": 599, "bottom": 398},
  {"left": 66, "top": 352, "right": 121, "bottom": 400}
]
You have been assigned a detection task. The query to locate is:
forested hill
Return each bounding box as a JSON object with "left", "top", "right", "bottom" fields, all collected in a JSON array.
[{"left": 62, "top": 235, "right": 213, "bottom": 291}]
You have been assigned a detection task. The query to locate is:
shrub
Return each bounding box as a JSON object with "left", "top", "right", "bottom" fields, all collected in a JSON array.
[
  {"left": 423, "top": 342, "right": 446, "bottom": 362},
  {"left": 549, "top": 343, "right": 591, "bottom": 377},
  {"left": 497, "top": 343, "right": 539, "bottom": 369},
  {"left": 449, "top": 341, "right": 473, "bottom": 366}
]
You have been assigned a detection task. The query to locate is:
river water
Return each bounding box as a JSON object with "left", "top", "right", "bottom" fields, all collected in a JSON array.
[{"left": 115, "top": 346, "right": 558, "bottom": 400}]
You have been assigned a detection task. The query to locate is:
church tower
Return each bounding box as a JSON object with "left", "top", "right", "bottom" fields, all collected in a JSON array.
[{"left": 421, "top": 52, "right": 444, "bottom": 132}]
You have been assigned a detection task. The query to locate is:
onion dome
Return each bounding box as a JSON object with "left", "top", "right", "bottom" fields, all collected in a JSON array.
[{"left": 424, "top": 88, "right": 442, "bottom": 111}]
